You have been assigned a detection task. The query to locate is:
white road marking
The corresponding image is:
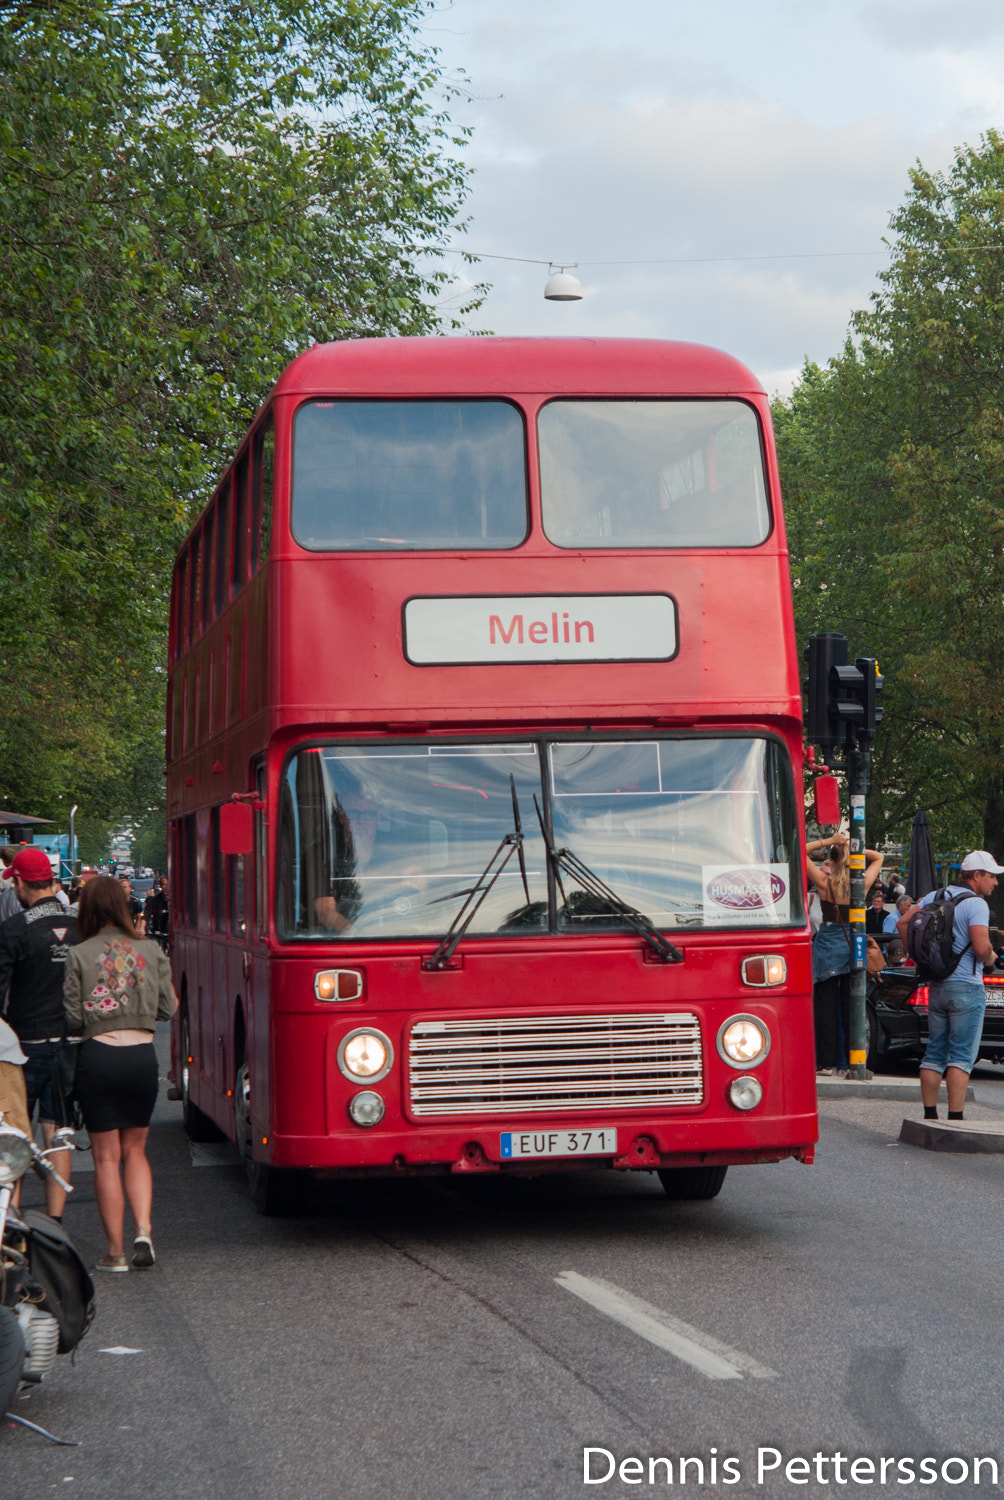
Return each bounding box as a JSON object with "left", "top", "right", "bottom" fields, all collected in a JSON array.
[
  {"left": 98, "top": 1347, "right": 144, "bottom": 1355},
  {"left": 554, "top": 1271, "right": 777, "bottom": 1381}
]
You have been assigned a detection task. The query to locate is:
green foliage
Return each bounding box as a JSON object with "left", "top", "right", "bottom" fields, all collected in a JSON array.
[
  {"left": 132, "top": 808, "right": 167, "bottom": 873},
  {"left": 775, "top": 131, "right": 1004, "bottom": 862},
  {"left": 0, "top": 0, "right": 479, "bottom": 828}
]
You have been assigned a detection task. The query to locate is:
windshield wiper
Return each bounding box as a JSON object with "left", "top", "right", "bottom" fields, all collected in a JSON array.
[
  {"left": 423, "top": 776, "right": 530, "bottom": 971},
  {"left": 533, "top": 796, "right": 683, "bottom": 965}
]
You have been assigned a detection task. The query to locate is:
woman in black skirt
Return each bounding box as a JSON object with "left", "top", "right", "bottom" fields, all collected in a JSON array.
[{"left": 64, "top": 876, "right": 177, "bottom": 1271}]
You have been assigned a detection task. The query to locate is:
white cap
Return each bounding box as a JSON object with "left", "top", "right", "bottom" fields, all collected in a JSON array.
[{"left": 960, "top": 850, "right": 1004, "bottom": 874}]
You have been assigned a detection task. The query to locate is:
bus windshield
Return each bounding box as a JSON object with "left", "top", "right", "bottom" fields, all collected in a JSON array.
[
  {"left": 538, "top": 399, "right": 770, "bottom": 548},
  {"left": 291, "top": 400, "right": 528, "bottom": 550},
  {"left": 276, "top": 737, "right": 802, "bottom": 940}
]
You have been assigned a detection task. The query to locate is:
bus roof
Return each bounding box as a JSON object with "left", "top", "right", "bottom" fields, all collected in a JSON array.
[{"left": 270, "top": 337, "right": 766, "bottom": 400}]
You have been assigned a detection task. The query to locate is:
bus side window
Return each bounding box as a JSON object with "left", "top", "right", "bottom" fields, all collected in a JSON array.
[
  {"left": 182, "top": 671, "right": 192, "bottom": 752},
  {"left": 172, "top": 554, "right": 187, "bottom": 663},
  {"left": 211, "top": 806, "right": 225, "bottom": 934},
  {"left": 188, "top": 529, "right": 201, "bottom": 645},
  {"left": 229, "top": 854, "right": 245, "bottom": 937},
  {"left": 232, "top": 454, "right": 249, "bottom": 596},
  {"left": 251, "top": 419, "right": 274, "bottom": 573},
  {"left": 215, "top": 486, "right": 229, "bottom": 618},
  {"left": 183, "top": 813, "right": 197, "bottom": 929},
  {"left": 254, "top": 760, "right": 267, "bottom": 939},
  {"left": 201, "top": 508, "right": 215, "bottom": 635}
]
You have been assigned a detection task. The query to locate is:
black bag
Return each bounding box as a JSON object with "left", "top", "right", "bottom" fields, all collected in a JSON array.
[
  {"left": 50, "top": 1042, "right": 82, "bottom": 1132},
  {"left": 906, "top": 888, "right": 975, "bottom": 981},
  {"left": 19, "top": 1210, "right": 95, "bottom": 1354}
]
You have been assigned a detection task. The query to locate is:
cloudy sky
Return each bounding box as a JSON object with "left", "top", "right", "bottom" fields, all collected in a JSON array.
[{"left": 418, "top": 0, "right": 1004, "bottom": 393}]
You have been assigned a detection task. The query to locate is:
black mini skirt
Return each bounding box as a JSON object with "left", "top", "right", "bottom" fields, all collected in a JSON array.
[{"left": 75, "top": 1037, "right": 159, "bottom": 1133}]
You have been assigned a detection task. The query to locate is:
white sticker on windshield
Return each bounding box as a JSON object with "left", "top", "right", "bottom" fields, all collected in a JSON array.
[{"left": 701, "top": 865, "right": 791, "bottom": 925}]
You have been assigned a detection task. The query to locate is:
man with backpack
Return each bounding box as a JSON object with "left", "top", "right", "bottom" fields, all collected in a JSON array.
[{"left": 898, "top": 850, "right": 1004, "bottom": 1121}]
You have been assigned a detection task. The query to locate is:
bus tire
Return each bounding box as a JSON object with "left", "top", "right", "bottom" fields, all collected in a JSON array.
[
  {"left": 246, "top": 1160, "right": 300, "bottom": 1217},
  {"left": 235, "top": 1057, "right": 300, "bottom": 1216},
  {"left": 657, "top": 1165, "right": 728, "bottom": 1201},
  {"left": 0, "top": 1306, "right": 25, "bottom": 1415},
  {"left": 180, "top": 1013, "right": 223, "bottom": 1143}
]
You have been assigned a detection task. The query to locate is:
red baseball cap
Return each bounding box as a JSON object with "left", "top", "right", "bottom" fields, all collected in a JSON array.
[{"left": 4, "top": 848, "right": 54, "bottom": 882}]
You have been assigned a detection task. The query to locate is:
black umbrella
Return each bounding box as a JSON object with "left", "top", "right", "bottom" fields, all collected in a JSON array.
[{"left": 906, "top": 809, "right": 937, "bottom": 900}]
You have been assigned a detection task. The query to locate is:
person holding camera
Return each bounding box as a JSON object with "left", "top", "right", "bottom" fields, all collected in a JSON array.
[{"left": 807, "top": 833, "right": 884, "bottom": 1075}]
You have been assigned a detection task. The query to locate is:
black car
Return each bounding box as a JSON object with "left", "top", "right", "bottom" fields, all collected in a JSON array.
[{"left": 865, "top": 964, "right": 1004, "bottom": 1071}]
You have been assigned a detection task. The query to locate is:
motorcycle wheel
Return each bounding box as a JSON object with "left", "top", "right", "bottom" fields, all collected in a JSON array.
[
  {"left": 0, "top": 1306, "right": 25, "bottom": 1415},
  {"left": 235, "top": 1059, "right": 299, "bottom": 1216}
]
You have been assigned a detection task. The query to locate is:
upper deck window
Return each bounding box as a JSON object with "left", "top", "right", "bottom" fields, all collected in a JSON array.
[
  {"left": 538, "top": 400, "right": 770, "bottom": 548},
  {"left": 291, "top": 400, "right": 528, "bottom": 551}
]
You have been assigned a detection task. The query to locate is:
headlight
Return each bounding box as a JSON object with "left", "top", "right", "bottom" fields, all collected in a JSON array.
[
  {"left": 348, "top": 1091, "right": 385, "bottom": 1127},
  {"left": 337, "top": 1029, "right": 393, "bottom": 1083},
  {"left": 729, "top": 1076, "right": 764, "bottom": 1111},
  {"left": 716, "top": 1014, "right": 771, "bottom": 1069},
  {"left": 0, "top": 1127, "right": 32, "bottom": 1185}
]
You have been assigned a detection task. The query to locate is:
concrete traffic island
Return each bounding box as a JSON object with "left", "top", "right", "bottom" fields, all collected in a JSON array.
[{"left": 899, "top": 1117, "right": 1004, "bottom": 1153}]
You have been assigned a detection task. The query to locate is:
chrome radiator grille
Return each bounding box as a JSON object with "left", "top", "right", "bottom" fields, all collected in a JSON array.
[{"left": 408, "top": 1013, "right": 702, "bottom": 1117}]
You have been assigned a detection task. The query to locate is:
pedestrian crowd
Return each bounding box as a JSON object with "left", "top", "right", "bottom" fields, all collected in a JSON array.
[
  {"left": 0, "top": 848, "right": 175, "bottom": 1273},
  {"left": 808, "top": 831, "right": 1003, "bottom": 1120}
]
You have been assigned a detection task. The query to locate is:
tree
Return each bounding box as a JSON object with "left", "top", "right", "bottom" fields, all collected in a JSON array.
[
  {"left": 0, "top": 0, "right": 479, "bottom": 828},
  {"left": 774, "top": 131, "right": 1004, "bottom": 864}
]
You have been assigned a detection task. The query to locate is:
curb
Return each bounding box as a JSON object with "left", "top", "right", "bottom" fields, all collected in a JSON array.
[
  {"left": 899, "top": 1117, "right": 1004, "bottom": 1153},
  {"left": 816, "top": 1079, "right": 975, "bottom": 1102}
]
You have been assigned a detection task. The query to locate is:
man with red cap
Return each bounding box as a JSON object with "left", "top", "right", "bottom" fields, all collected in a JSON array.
[{"left": 0, "top": 847, "right": 79, "bottom": 1217}]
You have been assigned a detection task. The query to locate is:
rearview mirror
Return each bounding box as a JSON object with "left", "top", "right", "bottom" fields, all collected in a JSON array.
[
  {"left": 219, "top": 801, "right": 254, "bottom": 855},
  {"left": 813, "top": 774, "right": 841, "bottom": 827}
]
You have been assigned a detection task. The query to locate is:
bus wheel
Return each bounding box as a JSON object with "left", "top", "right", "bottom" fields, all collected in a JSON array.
[
  {"left": 234, "top": 1058, "right": 298, "bottom": 1216},
  {"left": 180, "top": 1014, "right": 223, "bottom": 1143},
  {"left": 657, "top": 1165, "right": 728, "bottom": 1201}
]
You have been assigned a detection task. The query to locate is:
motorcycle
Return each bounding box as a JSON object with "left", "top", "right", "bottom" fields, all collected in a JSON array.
[{"left": 0, "top": 1113, "right": 94, "bottom": 1444}]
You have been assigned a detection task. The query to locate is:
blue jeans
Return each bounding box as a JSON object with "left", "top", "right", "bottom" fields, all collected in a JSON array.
[{"left": 921, "top": 980, "right": 986, "bottom": 1075}]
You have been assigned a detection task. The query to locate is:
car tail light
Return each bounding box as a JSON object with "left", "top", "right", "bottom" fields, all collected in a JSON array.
[
  {"left": 741, "top": 955, "right": 786, "bottom": 987},
  {"left": 314, "top": 969, "right": 364, "bottom": 1002},
  {"left": 909, "top": 984, "right": 929, "bottom": 1008}
]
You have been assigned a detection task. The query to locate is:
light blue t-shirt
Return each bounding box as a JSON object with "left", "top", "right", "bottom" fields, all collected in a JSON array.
[
  {"left": 917, "top": 885, "right": 990, "bottom": 985},
  {"left": 882, "top": 909, "right": 901, "bottom": 935}
]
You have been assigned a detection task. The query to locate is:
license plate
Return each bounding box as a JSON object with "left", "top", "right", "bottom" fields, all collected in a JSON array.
[
  {"left": 985, "top": 992, "right": 1004, "bottom": 1007},
  {"left": 499, "top": 1127, "right": 618, "bottom": 1159}
]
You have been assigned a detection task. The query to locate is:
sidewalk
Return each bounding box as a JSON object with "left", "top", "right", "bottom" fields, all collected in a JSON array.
[{"left": 817, "top": 1076, "right": 1004, "bottom": 1151}]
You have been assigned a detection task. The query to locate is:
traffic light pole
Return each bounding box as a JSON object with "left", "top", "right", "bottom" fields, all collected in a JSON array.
[
  {"left": 846, "top": 744, "right": 871, "bottom": 1081},
  {"left": 804, "top": 635, "right": 883, "bottom": 1083}
]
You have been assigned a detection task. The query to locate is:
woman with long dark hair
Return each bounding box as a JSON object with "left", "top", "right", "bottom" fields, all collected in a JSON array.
[
  {"left": 806, "top": 833, "right": 884, "bottom": 1074},
  {"left": 63, "top": 876, "right": 177, "bottom": 1271}
]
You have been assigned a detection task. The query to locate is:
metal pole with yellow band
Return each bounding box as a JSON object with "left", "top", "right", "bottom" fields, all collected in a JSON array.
[{"left": 847, "top": 747, "right": 871, "bottom": 1081}]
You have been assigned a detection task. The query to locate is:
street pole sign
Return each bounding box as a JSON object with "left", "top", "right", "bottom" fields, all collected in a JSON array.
[{"left": 804, "top": 634, "right": 883, "bottom": 1081}]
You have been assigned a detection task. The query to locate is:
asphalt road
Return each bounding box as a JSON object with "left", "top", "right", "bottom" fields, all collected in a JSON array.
[{"left": 6, "top": 1041, "right": 1004, "bottom": 1500}]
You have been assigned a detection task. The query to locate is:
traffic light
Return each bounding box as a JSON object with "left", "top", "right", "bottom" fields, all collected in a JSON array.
[
  {"left": 804, "top": 636, "right": 883, "bottom": 749},
  {"left": 853, "top": 657, "right": 883, "bottom": 743}
]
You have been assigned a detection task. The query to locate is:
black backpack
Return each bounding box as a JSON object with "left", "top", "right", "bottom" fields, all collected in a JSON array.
[{"left": 906, "top": 888, "right": 976, "bottom": 981}]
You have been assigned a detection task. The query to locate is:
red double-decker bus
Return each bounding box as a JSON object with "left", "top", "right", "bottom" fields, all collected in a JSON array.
[{"left": 166, "top": 337, "right": 816, "bottom": 1212}]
